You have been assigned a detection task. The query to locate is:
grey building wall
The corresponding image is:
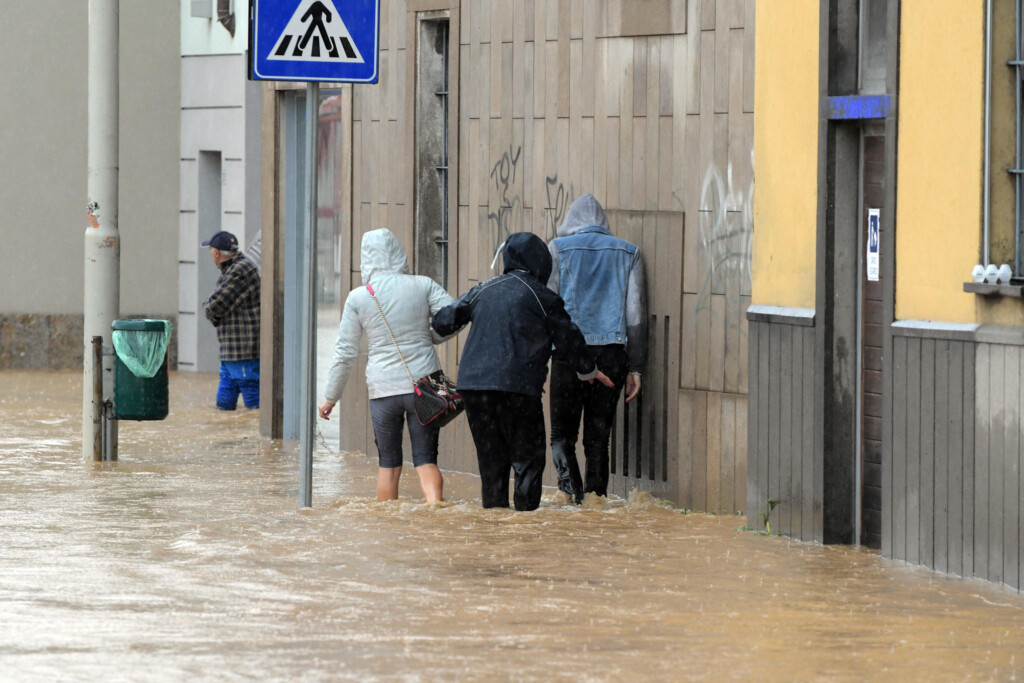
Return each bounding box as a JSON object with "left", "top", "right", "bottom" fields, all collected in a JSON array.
[
  {"left": 745, "top": 308, "right": 820, "bottom": 541},
  {"left": 0, "top": 1, "right": 180, "bottom": 368},
  {"left": 887, "top": 323, "right": 1024, "bottom": 592}
]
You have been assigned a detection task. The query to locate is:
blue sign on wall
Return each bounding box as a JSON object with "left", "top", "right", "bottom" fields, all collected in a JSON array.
[{"left": 249, "top": 0, "right": 379, "bottom": 82}]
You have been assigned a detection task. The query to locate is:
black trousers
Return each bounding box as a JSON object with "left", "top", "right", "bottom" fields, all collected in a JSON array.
[
  {"left": 549, "top": 345, "right": 629, "bottom": 497},
  {"left": 461, "top": 390, "right": 546, "bottom": 511}
]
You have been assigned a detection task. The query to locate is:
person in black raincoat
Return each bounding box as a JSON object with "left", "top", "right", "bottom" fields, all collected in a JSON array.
[{"left": 432, "top": 232, "right": 613, "bottom": 511}]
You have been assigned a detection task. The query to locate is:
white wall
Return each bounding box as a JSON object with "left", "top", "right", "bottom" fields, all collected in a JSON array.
[
  {"left": 178, "top": 1, "right": 260, "bottom": 371},
  {"left": 181, "top": 0, "right": 249, "bottom": 56}
]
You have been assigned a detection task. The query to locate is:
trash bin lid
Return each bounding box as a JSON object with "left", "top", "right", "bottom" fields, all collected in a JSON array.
[{"left": 112, "top": 319, "right": 170, "bottom": 332}]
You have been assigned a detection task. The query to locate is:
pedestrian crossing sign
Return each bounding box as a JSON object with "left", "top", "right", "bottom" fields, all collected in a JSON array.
[{"left": 249, "top": 0, "right": 379, "bottom": 82}]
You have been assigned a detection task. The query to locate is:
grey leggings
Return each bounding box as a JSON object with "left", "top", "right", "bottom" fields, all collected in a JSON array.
[{"left": 368, "top": 393, "right": 440, "bottom": 468}]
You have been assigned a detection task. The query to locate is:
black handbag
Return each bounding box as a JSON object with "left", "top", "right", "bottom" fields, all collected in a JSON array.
[
  {"left": 413, "top": 371, "right": 464, "bottom": 428},
  {"left": 367, "top": 285, "right": 464, "bottom": 428}
]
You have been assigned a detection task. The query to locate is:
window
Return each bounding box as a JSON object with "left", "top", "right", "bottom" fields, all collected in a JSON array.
[{"left": 413, "top": 15, "right": 451, "bottom": 288}]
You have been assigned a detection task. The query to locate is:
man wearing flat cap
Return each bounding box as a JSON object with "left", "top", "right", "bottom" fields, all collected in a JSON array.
[{"left": 202, "top": 230, "right": 261, "bottom": 410}]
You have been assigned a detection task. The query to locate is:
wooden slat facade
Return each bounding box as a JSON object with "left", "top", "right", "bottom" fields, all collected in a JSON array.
[
  {"left": 746, "top": 316, "right": 818, "bottom": 539},
  {"left": 276, "top": 0, "right": 757, "bottom": 512},
  {"left": 887, "top": 327, "right": 1024, "bottom": 591}
]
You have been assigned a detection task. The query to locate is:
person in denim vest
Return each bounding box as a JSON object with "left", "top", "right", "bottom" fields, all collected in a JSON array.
[{"left": 547, "top": 194, "right": 648, "bottom": 503}]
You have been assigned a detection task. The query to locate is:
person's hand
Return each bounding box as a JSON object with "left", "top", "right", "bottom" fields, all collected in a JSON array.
[
  {"left": 318, "top": 400, "right": 336, "bottom": 420},
  {"left": 589, "top": 369, "right": 615, "bottom": 388},
  {"left": 625, "top": 373, "right": 642, "bottom": 403}
]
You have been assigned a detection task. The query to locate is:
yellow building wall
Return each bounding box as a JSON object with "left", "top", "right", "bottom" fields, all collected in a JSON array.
[
  {"left": 751, "top": 0, "right": 819, "bottom": 309},
  {"left": 895, "top": 1, "right": 983, "bottom": 323}
]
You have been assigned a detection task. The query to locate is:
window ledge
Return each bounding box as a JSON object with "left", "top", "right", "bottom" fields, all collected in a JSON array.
[{"left": 963, "top": 282, "right": 1024, "bottom": 297}]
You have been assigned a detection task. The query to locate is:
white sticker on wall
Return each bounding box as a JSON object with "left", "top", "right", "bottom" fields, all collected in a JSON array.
[{"left": 867, "top": 208, "right": 880, "bottom": 282}]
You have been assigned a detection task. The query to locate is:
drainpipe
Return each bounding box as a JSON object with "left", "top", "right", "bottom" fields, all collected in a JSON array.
[
  {"left": 983, "top": 0, "right": 993, "bottom": 267},
  {"left": 83, "top": 0, "right": 119, "bottom": 461}
]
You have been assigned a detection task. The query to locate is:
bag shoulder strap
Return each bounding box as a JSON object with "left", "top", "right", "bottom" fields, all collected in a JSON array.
[{"left": 366, "top": 284, "right": 417, "bottom": 385}]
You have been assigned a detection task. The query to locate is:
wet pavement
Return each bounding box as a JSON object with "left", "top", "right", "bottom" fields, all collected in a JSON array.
[{"left": 2, "top": 365, "right": 1024, "bottom": 681}]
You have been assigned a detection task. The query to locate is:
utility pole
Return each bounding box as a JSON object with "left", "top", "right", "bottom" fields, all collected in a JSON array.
[{"left": 83, "top": 0, "right": 120, "bottom": 461}]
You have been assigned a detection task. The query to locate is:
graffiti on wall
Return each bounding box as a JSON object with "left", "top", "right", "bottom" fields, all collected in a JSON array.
[
  {"left": 487, "top": 145, "right": 523, "bottom": 255},
  {"left": 485, "top": 145, "right": 577, "bottom": 265},
  {"left": 696, "top": 153, "right": 754, "bottom": 314},
  {"left": 543, "top": 174, "right": 575, "bottom": 240}
]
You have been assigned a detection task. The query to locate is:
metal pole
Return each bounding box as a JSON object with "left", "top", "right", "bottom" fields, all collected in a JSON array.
[
  {"left": 299, "top": 82, "right": 320, "bottom": 507},
  {"left": 983, "top": 0, "right": 993, "bottom": 267},
  {"left": 91, "top": 337, "right": 103, "bottom": 461},
  {"left": 83, "top": 0, "right": 120, "bottom": 462}
]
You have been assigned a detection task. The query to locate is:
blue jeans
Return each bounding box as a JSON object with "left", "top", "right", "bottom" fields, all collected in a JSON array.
[{"left": 217, "top": 359, "right": 260, "bottom": 410}]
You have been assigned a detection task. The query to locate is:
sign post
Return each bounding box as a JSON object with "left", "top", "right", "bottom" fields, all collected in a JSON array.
[{"left": 250, "top": 0, "right": 380, "bottom": 508}]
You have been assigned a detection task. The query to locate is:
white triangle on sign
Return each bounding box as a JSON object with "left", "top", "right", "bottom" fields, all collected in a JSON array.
[{"left": 268, "top": 0, "right": 365, "bottom": 64}]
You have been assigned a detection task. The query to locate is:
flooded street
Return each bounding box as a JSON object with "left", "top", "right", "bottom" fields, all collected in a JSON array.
[{"left": 2, "top": 367, "right": 1024, "bottom": 681}]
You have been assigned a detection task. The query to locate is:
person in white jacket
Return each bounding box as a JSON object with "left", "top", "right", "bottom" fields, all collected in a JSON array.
[{"left": 318, "top": 229, "right": 454, "bottom": 502}]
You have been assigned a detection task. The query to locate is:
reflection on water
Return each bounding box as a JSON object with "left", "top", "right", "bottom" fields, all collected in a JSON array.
[{"left": 1, "top": 369, "right": 1023, "bottom": 681}]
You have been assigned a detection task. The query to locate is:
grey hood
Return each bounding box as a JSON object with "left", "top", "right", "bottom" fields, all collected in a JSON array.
[
  {"left": 360, "top": 228, "right": 411, "bottom": 285},
  {"left": 556, "top": 193, "right": 610, "bottom": 237}
]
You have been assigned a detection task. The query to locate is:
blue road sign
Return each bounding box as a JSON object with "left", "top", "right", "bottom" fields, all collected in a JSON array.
[{"left": 250, "top": 0, "right": 379, "bottom": 82}]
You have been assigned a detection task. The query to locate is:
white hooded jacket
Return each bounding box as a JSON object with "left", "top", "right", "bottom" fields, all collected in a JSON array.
[{"left": 323, "top": 229, "right": 454, "bottom": 402}]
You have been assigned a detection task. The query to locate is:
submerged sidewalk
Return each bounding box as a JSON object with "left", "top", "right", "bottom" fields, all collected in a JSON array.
[{"left": 1, "top": 368, "right": 1023, "bottom": 680}]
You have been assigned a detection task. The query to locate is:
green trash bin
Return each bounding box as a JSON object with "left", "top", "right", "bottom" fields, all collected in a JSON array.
[{"left": 111, "top": 319, "right": 171, "bottom": 421}]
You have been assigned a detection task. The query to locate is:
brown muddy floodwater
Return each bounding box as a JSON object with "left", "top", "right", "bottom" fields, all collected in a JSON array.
[{"left": 2, "top": 369, "right": 1024, "bottom": 681}]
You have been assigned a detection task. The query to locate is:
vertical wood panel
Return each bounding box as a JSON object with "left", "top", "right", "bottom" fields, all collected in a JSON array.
[
  {"left": 892, "top": 336, "right": 907, "bottom": 560},
  {"left": 934, "top": 340, "right": 949, "bottom": 573},
  {"left": 790, "top": 322, "right": 804, "bottom": 540},
  {"left": 721, "top": 395, "right": 737, "bottom": 513},
  {"left": 569, "top": 34, "right": 583, "bottom": 119},
  {"left": 632, "top": 116, "right": 647, "bottom": 212},
  {"left": 974, "top": 343, "right": 990, "bottom": 579},
  {"left": 681, "top": 114, "right": 701, "bottom": 291},
  {"left": 757, "top": 321, "right": 770, "bottom": 529},
  {"left": 709, "top": 295, "right": 726, "bottom": 391},
  {"left": 739, "top": 295, "right": 751, "bottom": 394},
  {"left": 582, "top": 7, "right": 596, "bottom": 117},
  {"left": 659, "top": 116, "right": 674, "bottom": 211},
  {"left": 691, "top": 389, "right": 708, "bottom": 510},
  {"left": 779, "top": 324, "right": 793, "bottom": 536},
  {"left": 1005, "top": 346, "right": 1020, "bottom": 589},
  {"left": 742, "top": 0, "right": 755, "bottom": 112},
  {"left": 713, "top": 10, "right": 730, "bottom": 113},
  {"left": 989, "top": 344, "right": 1005, "bottom": 584},
  {"left": 801, "top": 326, "right": 816, "bottom": 541},
  {"left": 963, "top": 341, "right": 976, "bottom": 577},
  {"left": 947, "top": 340, "right": 965, "bottom": 576},
  {"left": 746, "top": 320, "right": 760, "bottom": 528},
  {"left": 906, "top": 337, "right": 921, "bottom": 565},
  {"left": 768, "top": 323, "right": 782, "bottom": 532},
  {"left": 1019, "top": 347, "right": 1024, "bottom": 590},
  {"left": 736, "top": 395, "right": 748, "bottom": 516},
  {"left": 679, "top": 388, "right": 694, "bottom": 508},
  {"left": 660, "top": 35, "right": 674, "bottom": 117},
  {"left": 920, "top": 339, "right": 935, "bottom": 568},
  {"left": 680, "top": 297, "right": 697, "bottom": 389},
  {"left": 707, "top": 391, "right": 722, "bottom": 511}
]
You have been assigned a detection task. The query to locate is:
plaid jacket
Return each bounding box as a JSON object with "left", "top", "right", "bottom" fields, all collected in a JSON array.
[{"left": 204, "top": 255, "right": 260, "bottom": 361}]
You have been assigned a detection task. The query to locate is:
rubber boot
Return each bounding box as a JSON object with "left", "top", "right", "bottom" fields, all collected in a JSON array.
[{"left": 551, "top": 440, "right": 584, "bottom": 504}]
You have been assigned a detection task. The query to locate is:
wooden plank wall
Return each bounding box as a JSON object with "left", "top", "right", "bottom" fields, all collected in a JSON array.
[
  {"left": 606, "top": 211, "right": 683, "bottom": 502},
  {"left": 888, "top": 333, "right": 981, "bottom": 582},
  {"left": 746, "top": 319, "right": 818, "bottom": 539},
  {"left": 336, "top": 0, "right": 755, "bottom": 508}
]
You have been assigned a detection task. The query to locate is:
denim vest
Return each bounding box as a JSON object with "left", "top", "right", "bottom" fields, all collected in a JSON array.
[{"left": 553, "top": 226, "right": 638, "bottom": 346}]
